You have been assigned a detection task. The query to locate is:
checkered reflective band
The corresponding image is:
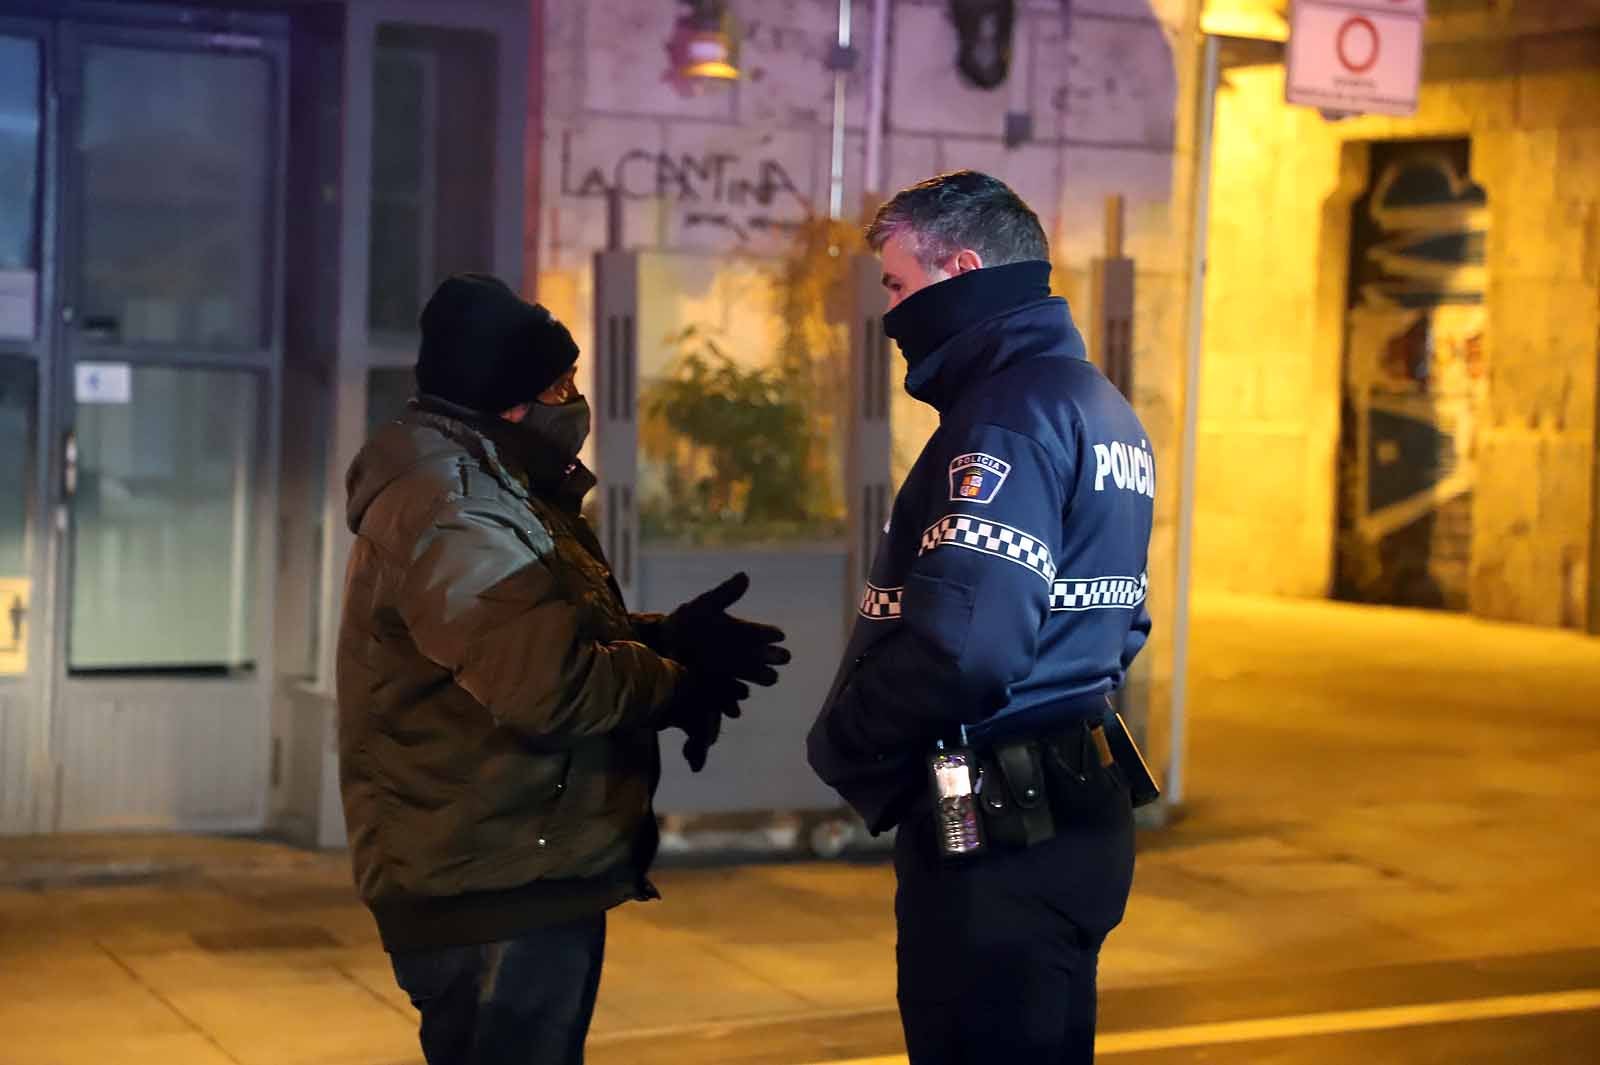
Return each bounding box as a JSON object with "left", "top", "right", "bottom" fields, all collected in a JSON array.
[
  {"left": 918, "top": 516, "right": 1056, "bottom": 583},
  {"left": 1050, "top": 572, "right": 1148, "bottom": 612},
  {"left": 859, "top": 584, "right": 904, "bottom": 620}
]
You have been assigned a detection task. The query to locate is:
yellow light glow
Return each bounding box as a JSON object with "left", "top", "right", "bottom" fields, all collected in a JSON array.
[{"left": 684, "top": 59, "right": 739, "bottom": 80}]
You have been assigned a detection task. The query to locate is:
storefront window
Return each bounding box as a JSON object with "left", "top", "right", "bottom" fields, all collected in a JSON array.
[
  {"left": 368, "top": 24, "right": 498, "bottom": 337},
  {"left": 0, "top": 357, "right": 33, "bottom": 580},
  {"left": 0, "top": 36, "right": 42, "bottom": 343},
  {"left": 635, "top": 248, "right": 849, "bottom": 547},
  {"left": 77, "top": 45, "right": 272, "bottom": 349}
]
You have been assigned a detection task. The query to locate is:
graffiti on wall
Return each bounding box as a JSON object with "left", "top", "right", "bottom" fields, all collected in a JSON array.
[
  {"left": 1336, "top": 141, "right": 1487, "bottom": 610},
  {"left": 560, "top": 143, "right": 810, "bottom": 246}
]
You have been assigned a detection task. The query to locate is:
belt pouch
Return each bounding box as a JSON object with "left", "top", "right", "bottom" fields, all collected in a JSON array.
[{"left": 987, "top": 740, "right": 1055, "bottom": 848}]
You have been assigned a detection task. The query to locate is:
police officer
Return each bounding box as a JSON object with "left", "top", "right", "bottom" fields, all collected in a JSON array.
[{"left": 808, "top": 171, "right": 1155, "bottom": 1064}]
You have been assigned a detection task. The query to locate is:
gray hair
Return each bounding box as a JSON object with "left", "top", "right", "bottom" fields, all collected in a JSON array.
[{"left": 866, "top": 170, "right": 1049, "bottom": 271}]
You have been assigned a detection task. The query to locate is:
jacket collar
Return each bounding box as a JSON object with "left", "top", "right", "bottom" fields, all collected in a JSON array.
[
  {"left": 408, "top": 395, "right": 596, "bottom": 508},
  {"left": 904, "top": 297, "right": 1089, "bottom": 413}
]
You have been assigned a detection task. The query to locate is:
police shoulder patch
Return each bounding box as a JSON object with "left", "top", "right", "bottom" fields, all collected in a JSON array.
[{"left": 948, "top": 453, "right": 1011, "bottom": 505}]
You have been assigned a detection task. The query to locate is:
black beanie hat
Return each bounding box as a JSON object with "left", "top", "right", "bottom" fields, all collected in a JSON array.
[{"left": 414, "top": 273, "right": 580, "bottom": 413}]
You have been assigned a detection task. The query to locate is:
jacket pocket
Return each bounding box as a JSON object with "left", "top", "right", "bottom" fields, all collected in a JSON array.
[{"left": 465, "top": 746, "right": 571, "bottom": 832}]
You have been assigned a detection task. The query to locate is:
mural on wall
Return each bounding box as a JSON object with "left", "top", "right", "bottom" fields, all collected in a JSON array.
[{"left": 1336, "top": 140, "right": 1487, "bottom": 610}]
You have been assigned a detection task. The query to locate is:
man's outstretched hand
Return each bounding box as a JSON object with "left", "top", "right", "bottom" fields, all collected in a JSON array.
[
  {"left": 664, "top": 572, "right": 791, "bottom": 688},
  {"left": 651, "top": 573, "right": 792, "bottom": 771}
]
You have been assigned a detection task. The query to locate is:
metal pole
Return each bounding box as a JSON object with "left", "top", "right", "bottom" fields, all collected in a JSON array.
[
  {"left": 1168, "top": 33, "right": 1220, "bottom": 808},
  {"left": 863, "top": 0, "right": 890, "bottom": 200},
  {"left": 1105, "top": 194, "right": 1125, "bottom": 260},
  {"left": 605, "top": 185, "right": 623, "bottom": 252},
  {"left": 829, "top": 0, "right": 854, "bottom": 219}
]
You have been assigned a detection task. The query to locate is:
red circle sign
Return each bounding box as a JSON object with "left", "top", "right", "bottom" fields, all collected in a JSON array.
[{"left": 1336, "top": 15, "right": 1380, "bottom": 74}]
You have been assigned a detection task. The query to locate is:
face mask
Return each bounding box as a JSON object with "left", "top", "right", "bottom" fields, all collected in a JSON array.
[{"left": 520, "top": 394, "right": 592, "bottom": 461}]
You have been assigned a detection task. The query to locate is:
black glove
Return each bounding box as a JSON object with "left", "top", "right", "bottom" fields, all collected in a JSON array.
[
  {"left": 657, "top": 668, "right": 747, "bottom": 773},
  {"left": 663, "top": 573, "right": 791, "bottom": 687}
]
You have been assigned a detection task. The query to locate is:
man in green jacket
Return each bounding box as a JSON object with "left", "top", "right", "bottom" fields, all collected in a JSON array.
[{"left": 337, "top": 274, "right": 789, "bottom": 1065}]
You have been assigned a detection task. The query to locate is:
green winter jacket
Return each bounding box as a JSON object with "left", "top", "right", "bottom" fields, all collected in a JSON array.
[{"left": 337, "top": 398, "right": 681, "bottom": 951}]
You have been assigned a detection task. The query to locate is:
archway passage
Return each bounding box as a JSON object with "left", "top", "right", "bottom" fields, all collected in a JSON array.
[{"left": 1335, "top": 138, "right": 1488, "bottom": 611}]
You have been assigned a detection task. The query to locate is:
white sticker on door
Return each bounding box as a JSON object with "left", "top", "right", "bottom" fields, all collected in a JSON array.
[{"left": 75, "top": 363, "right": 133, "bottom": 405}]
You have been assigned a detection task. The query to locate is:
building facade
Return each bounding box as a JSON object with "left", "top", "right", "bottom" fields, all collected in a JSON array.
[
  {"left": 12, "top": 0, "right": 1587, "bottom": 842},
  {"left": 532, "top": 0, "right": 1199, "bottom": 827},
  {"left": 1193, "top": 0, "right": 1600, "bottom": 634},
  {"left": 0, "top": 0, "right": 533, "bottom": 839}
]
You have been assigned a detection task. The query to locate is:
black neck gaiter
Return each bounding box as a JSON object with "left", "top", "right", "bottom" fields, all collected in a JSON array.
[{"left": 881, "top": 260, "right": 1053, "bottom": 378}]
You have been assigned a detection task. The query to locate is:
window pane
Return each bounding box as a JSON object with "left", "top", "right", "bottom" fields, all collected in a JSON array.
[
  {"left": 368, "top": 24, "right": 498, "bottom": 335},
  {"left": 636, "top": 253, "right": 848, "bottom": 547},
  {"left": 0, "top": 36, "right": 42, "bottom": 344},
  {"left": 78, "top": 46, "right": 271, "bottom": 348},
  {"left": 0, "top": 37, "right": 41, "bottom": 272},
  {"left": 70, "top": 367, "right": 259, "bottom": 671},
  {"left": 0, "top": 357, "right": 35, "bottom": 580}
]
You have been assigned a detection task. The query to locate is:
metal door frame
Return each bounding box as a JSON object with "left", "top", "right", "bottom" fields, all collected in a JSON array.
[{"left": 42, "top": 11, "right": 288, "bottom": 831}]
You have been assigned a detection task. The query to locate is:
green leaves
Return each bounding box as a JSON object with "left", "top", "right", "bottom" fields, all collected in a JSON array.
[{"left": 640, "top": 325, "right": 833, "bottom": 544}]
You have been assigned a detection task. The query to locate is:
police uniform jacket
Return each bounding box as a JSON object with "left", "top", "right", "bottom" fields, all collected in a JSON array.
[{"left": 807, "top": 262, "right": 1155, "bottom": 832}]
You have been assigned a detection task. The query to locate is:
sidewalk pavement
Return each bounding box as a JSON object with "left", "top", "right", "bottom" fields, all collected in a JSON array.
[{"left": 2, "top": 593, "right": 1597, "bottom": 1064}]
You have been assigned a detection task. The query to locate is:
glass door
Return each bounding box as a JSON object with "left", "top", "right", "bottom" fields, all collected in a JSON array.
[
  {"left": 0, "top": 19, "right": 47, "bottom": 834},
  {"left": 50, "top": 21, "right": 285, "bottom": 831}
]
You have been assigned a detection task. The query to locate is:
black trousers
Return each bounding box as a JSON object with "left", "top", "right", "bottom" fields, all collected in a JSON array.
[
  {"left": 389, "top": 913, "right": 607, "bottom": 1065},
  {"left": 894, "top": 742, "right": 1135, "bottom": 1065}
]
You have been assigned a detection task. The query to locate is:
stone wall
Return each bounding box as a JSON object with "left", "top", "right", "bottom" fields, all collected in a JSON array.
[
  {"left": 1193, "top": 6, "right": 1600, "bottom": 631},
  {"left": 532, "top": 0, "right": 1203, "bottom": 783},
  {"left": 535, "top": 0, "right": 1189, "bottom": 455}
]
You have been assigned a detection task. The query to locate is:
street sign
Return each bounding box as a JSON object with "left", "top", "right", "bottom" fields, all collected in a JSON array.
[{"left": 1287, "top": 0, "right": 1427, "bottom": 117}]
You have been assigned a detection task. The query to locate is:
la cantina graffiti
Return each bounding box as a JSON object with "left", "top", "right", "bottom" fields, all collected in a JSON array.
[
  {"left": 562, "top": 148, "right": 806, "bottom": 206},
  {"left": 561, "top": 146, "right": 810, "bottom": 242}
]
